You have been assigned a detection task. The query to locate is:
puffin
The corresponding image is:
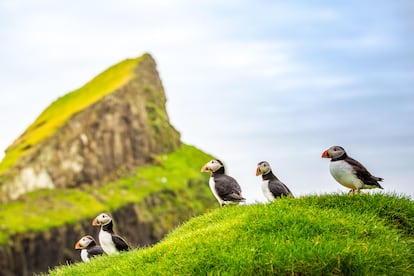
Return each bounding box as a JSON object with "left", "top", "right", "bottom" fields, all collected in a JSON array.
[
  {"left": 92, "top": 213, "right": 130, "bottom": 254},
  {"left": 321, "top": 146, "right": 384, "bottom": 194},
  {"left": 256, "top": 161, "right": 294, "bottom": 201},
  {"left": 75, "top": 235, "right": 104, "bottom": 262},
  {"left": 201, "top": 159, "right": 246, "bottom": 206}
]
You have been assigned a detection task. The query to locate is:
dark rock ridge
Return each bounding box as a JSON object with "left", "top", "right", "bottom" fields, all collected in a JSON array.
[
  {"left": 0, "top": 185, "right": 214, "bottom": 276},
  {"left": 0, "top": 54, "right": 181, "bottom": 202}
]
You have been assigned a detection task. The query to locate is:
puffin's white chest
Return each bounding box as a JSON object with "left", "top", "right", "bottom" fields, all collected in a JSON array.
[
  {"left": 329, "top": 160, "right": 362, "bottom": 189},
  {"left": 261, "top": 180, "right": 275, "bottom": 202},
  {"left": 99, "top": 229, "right": 118, "bottom": 255},
  {"left": 80, "top": 249, "right": 90, "bottom": 262},
  {"left": 209, "top": 177, "right": 223, "bottom": 205}
]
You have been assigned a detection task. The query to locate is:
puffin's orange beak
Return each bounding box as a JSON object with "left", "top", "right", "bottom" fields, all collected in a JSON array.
[
  {"left": 255, "top": 167, "right": 261, "bottom": 176},
  {"left": 92, "top": 218, "right": 99, "bottom": 226},
  {"left": 200, "top": 164, "right": 210, "bottom": 172},
  {"left": 321, "top": 149, "right": 330, "bottom": 158},
  {"left": 75, "top": 241, "right": 82, "bottom": 249}
]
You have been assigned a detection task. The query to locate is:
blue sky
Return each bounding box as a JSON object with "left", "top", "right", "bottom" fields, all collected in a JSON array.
[{"left": 1, "top": 1, "right": 413, "bottom": 201}]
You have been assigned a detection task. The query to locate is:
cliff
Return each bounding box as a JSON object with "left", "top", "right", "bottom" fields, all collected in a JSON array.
[
  {"left": 0, "top": 53, "right": 180, "bottom": 202},
  {"left": 0, "top": 54, "right": 217, "bottom": 275}
]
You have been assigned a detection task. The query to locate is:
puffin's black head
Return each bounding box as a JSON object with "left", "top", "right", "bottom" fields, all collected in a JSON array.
[
  {"left": 92, "top": 213, "right": 112, "bottom": 227},
  {"left": 321, "top": 146, "right": 347, "bottom": 159},
  {"left": 201, "top": 159, "right": 225, "bottom": 173},
  {"left": 256, "top": 161, "right": 272, "bottom": 176},
  {"left": 75, "top": 235, "right": 96, "bottom": 249}
]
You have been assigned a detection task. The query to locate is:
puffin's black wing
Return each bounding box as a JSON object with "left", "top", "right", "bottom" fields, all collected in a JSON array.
[
  {"left": 112, "top": 235, "right": 130, "bottom": 251},
  {"left": 282, "top": 183, "right": 294, "bottom": 196},
  {"left": 268, "top": 179, "right": 292, "bottom": 198},
  {"left": 344, "top": 157, "right": 383, "bottom": 188},
  {"left": 213, "top": 174, "right": 245, "bottom": 201},
  {"left": 87, "top": 245, "right": 104, "bottom": 258}
]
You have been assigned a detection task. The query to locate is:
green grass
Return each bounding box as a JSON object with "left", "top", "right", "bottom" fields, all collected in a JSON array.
[
  {"left": 50, "top": 193, "right": 414, "bottom": 275},
  {"left": 0, "top": 54, "right": 147, "bottom": 174},
  {"left": 0, "top": 144, "right": 214, "bottom": 244}
]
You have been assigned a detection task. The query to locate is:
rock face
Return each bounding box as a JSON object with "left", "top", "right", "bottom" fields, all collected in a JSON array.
[
  {"left": 0, "top": 184, "right": 214, "bottom": 276},
  {"left": 0, "top": 54, "right": 217, "bottom": 276},
  {"left": 0, "top": 54, "right": 180, "bottom": 201}
]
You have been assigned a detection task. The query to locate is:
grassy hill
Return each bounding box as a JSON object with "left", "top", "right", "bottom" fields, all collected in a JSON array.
[
  {"left": 49, "top": 193, "right": 414, "bottom": 275},
  {"left": 0, "top": 144, "right": 213, "bottom": 245}
]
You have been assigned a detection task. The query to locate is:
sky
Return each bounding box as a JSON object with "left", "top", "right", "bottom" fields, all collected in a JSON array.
[{"left": 0, "top": 0, "right": 413, "bottom": 202}]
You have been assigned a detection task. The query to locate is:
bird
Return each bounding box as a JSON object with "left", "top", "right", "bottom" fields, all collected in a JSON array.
[
  {"left": 256, "top": 161, "right": 294, "bottom": 201},
  {"left": 74, "top": 235, "right": 104, "bottom": 262},
  {"left": 321, "top": 145, "right": 384, "bottom": 194},
  {"left": 201, "top": 159, "right": 246, "bottom": 206},
  {"left": 92, "top": 213, "right": 130, "bottom": 254}
]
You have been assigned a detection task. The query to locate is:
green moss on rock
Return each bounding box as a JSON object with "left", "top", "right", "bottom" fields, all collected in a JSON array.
[{"left": 0, "top": 144, "right": 215, "bottom": 245}]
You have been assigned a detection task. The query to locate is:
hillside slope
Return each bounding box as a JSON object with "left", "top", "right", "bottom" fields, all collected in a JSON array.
[{"left": 50, "top": 194, "right": 414, "bottom": 275}]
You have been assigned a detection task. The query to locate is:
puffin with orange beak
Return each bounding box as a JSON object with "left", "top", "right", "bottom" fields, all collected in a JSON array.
[
  {"left": 201, "top": 159, "right": 245, "bottom": 206},
  {"left": 92, "top": 213, "right": 130, "bottom": 254},
  {"left": 322, "top": 146, "right": 383, "bottom": 194},
  {"left": 75, "top": 235, "right": 104, "bottom": 262},
  {"left": 256, "top": 161, "right": 293, "bottom": 201}
]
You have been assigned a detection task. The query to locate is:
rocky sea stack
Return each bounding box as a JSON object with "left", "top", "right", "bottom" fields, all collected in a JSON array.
[
  {"left": 0, "top": 53, "right": 216, "bottom": 275},
  {"left": 0, "top": 53, "right": 180, "bottom": 202}
]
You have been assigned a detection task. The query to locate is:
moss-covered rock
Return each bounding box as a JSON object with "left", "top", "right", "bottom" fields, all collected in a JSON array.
[{"left": 0, "top": 53, "right": 180, "bottom": 201}]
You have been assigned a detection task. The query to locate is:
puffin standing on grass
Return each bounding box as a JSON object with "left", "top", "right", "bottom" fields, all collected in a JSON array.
[
  {"left": 256, "top": 161, "right": 294, "bottom": 201},
  {"left": 92, "top": 213, "right": 130, "bottom": 254},
  {"left": 321, "top": 146, "right": 384, "bottom": 194},
  {"left": 75, "top": 235, "right": 104, "bottom": 262},
  {"left": 201, "top": 159, "right": 246, "bottom": 206}
]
